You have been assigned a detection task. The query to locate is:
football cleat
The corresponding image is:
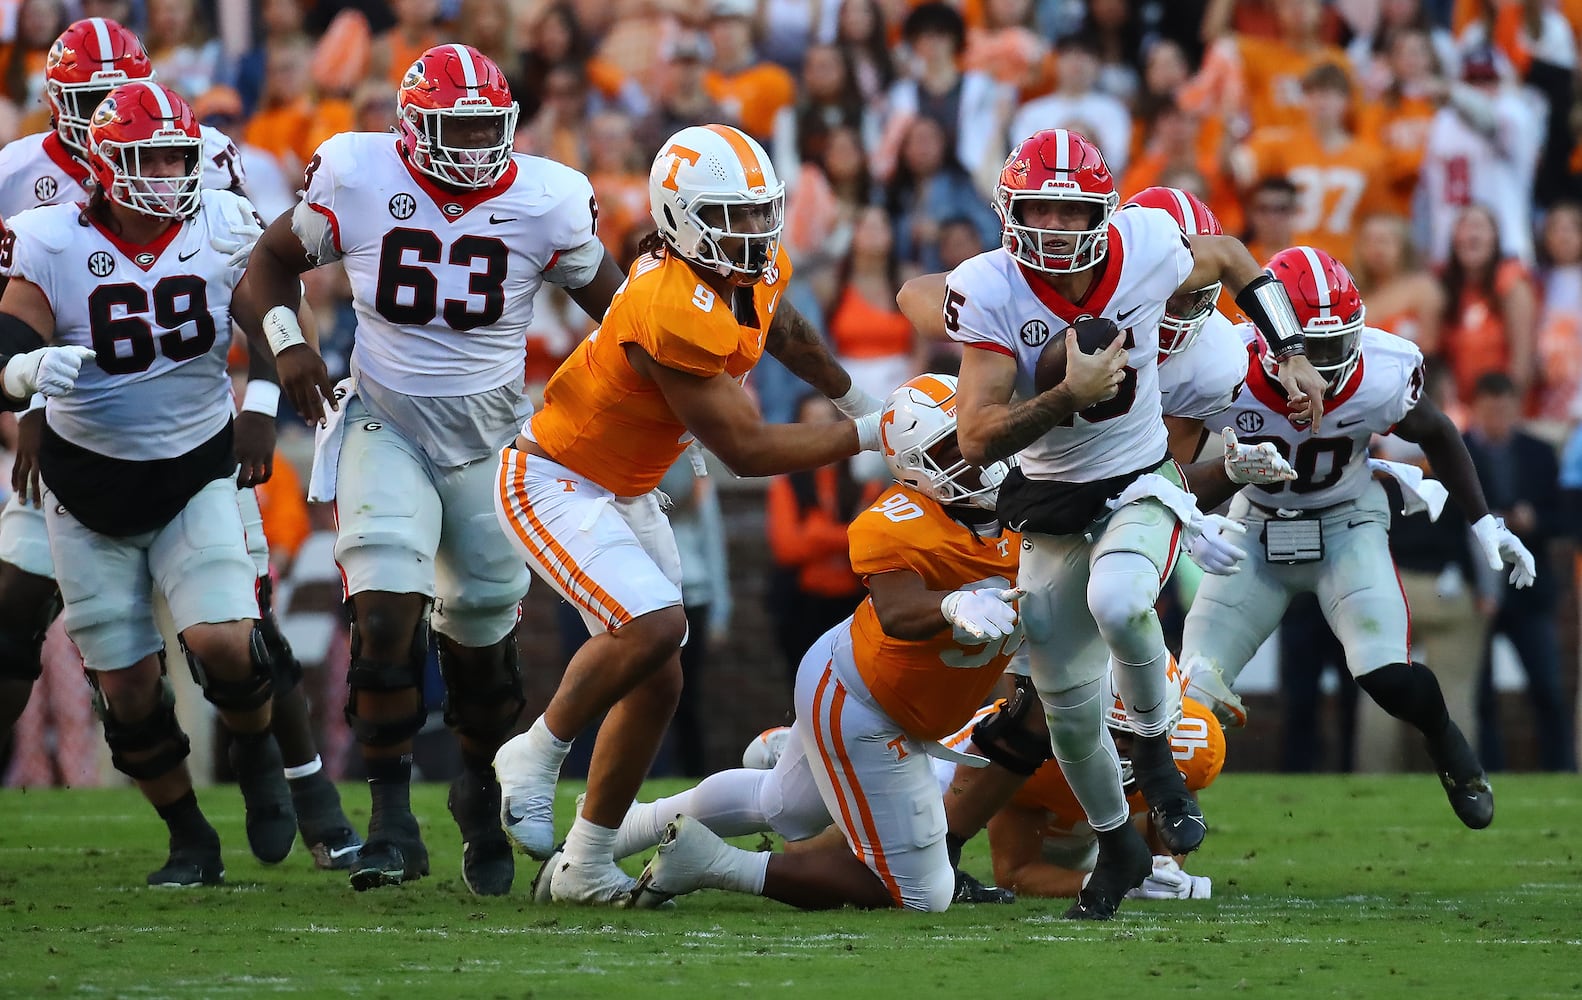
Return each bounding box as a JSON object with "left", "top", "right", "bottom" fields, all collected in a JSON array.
[
  {"left": 1063, "top": 824, "right": 1151, "bottom": 920},
  {"left": 349, "top": 810, "right": 429, "bottom": 892},
  {"left": 147, "top": 833, "right": 224, "bottom": 888},
  {"left": 290, "top": 772, "right": 363, "bottom": 871},
  {"left": 953, "top": 868, "right": 1015, "bottom": 904},
  {"left": 448, "top": 771, "right": 515, "bottom": 896},
  {"left": 494, "top": 733, "right": 558, "bottom": 860},
  {"left": 630, "top": 816, "right": 728, "bottom": 909},
  {"left": 1427, "top": 722, "right": 1494, "bottom": 830},
  {"left": 1184, "top": 662, "right": 1246, "bottom": 728},
  {"left": 548, "top": 855, "right": 639, "bottom": 906},
  {"left": 1132, "top": 731, "right": 1208, "bottom": 855},
  {"left": 229, "top": 732, "right": 297, "bottom": 865}
]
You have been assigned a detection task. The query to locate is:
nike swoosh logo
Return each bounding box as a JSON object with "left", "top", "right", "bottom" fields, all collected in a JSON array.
[
  {"left": 1336, "top": 417, "right": 1366, "bottom": 428},
  {"left": 503, "top": 808, "right": 524, "bottom": 826},
  {"left": 489, "top": 214, "right": 517, "bottom": 224},
  {"left": 1116, "top": 305, "right": 1140, "bottom": 322},
  {"left": 323, "top": 843, "right": 360, "bottom": 860},
  {"left": 767, "top": 291, "right": 781, "bottom": 312},
  {"left": 178, "top": 248, "right": 200, "bottom": 261}
]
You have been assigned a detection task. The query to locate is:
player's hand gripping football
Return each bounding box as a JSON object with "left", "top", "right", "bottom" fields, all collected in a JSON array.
[
  {"left": 10, "top": 405, "right": 43, "bottom": 507},
  {"left": 1275, "top": 354, "right": 1327, "bottom": 431},
  {"left": 1471, "top": 514, "right": 1537, "bottom": 589},
  {"left": 275, "top": 343, "right": 338, "bottom": 428},
  {"left": 1221, "top": 428, "right": 1297, "bottom": 485},
  {"left": 1060, "top": 328, "right": 1127, "bottom": 407}
]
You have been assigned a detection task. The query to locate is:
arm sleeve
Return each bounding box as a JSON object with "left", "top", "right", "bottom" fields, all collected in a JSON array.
[
  {"left": 1384, "top": 346, "right": 1427, "bottom": 427},
  {"left": 295, "top": 140, "right": 344, "bottom": 262},
  {"left": 944, "top": 262, "right": 1016, "bottom": 355},
  {"left": 542, "top": 168, "right": 603, "bottom": 289}
]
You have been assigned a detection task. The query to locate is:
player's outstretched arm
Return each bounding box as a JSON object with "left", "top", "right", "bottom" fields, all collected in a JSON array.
[
  {"left": 896, "top": 271, "right": 948, "bottom": 341},
  {"left": 955, "top": 334, "right": 1122, "bottom": 466},
  {"left": 564, "top": 250, "right": 626, "bottom": 323},
  {"left": 1392, "top": 394, "right": 1491, "bottom": 522},
  {"left": 234, "top": 212, "right": 336, "bottom": 427},
  {"left": 1185, "top": 234, "right": 1328, "bottom": 431},
  {"left": 869, "top": 570, "right": 1019, "bottom": 643},
  {"left": 764, "top": 298, "right": 862, "bottom": 403},
  {"left": 629, "top": 342, "right": 872, "bottom": 478},
  {"left": 0, "top": 279, "right": 90, "bottom": 412},
  {"left": 985, "top": 804, "right": 1089, "bottom": 898}
]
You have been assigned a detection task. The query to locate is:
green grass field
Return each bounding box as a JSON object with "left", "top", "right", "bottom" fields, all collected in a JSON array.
[{"left": 2, "top": 775, "right": 1579, "bottom": 999}]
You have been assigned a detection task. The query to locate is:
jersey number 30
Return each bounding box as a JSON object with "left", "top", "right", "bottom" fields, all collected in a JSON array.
[{"left": 375, "top": 228, "right": 508, "bottom": 331}]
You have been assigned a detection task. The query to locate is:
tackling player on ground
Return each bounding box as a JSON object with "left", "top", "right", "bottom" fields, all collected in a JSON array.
[
  {"left": 236, "top": 44, "right": 626, "bottom": 894},
  {"left": 491, "top": 123, "right": 888, "bottom": 905},
  {"left": 1181, "top": 247, "right": 1532, "bottom": 829},
  {"left": 0, "top": 83, "right": 288, "bottom": 885}
]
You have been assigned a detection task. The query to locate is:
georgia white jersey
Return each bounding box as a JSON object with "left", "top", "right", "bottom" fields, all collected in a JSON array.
[
  {"left": 0, "top": 126, "right": 245, "bottom": 224},
  {"left": 1158, "top": 311, "right": 1248, "bottom": 423},
  {"left": 300, "top": 131, "right": 599, "bottom": 398},
  {"left": 0, "top": 189, "right": 253, "bottom": 460},
  {"left": 1420, "top": 99, "right": 1538, "bottom": 266},
  {"left": 944, "top": 205, "right": 1194, "bottom": 482},
  {"left": 1222, "top": 325, "right": 1424, "bottom": 511}
]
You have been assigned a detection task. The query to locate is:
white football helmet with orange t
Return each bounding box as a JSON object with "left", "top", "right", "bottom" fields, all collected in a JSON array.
[
  {"left": 648, "top": 124, "right": 785, "bottom": 281},
  {"left": 880, "top": 374, "right": 1010, "bottom": 511}
]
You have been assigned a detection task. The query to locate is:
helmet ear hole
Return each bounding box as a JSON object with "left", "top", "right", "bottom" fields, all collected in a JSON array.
[{"left": 663, "top": 204, "right": 678, "bottom": 231}]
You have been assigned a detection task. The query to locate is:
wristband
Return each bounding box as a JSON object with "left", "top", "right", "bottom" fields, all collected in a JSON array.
[
  {"left": 241, "top": 379, "right": 281, "bottom": 416},
  {"left": 263, "top": 305, "right": 306, "bottom": 355},
  {"left": 1235, "top": 273, "right": 1306, "bottom": 359},
  {"left": 833, "top": 383, "right": 883, "bottom": 419}
]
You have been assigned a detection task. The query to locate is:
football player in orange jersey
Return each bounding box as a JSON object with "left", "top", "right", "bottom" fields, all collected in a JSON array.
[
  {"left": 616, "top": 374, "right": 1022, "bottom": 911},
  {"left": 492, "top": 124, "right": 889, "bottom": 905}
]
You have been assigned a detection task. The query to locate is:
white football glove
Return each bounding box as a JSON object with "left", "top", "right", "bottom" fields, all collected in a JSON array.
[
  {"left": 1125, "top": 856, "right": 1212, "bottom": 900},
  {"left": 940, "top": 587, "right": 1021, "bottom": 644},
  {"left": 210, "top": 199, "right": 265, "bottom": 270},
  {"left": 1471, "top": 514, "right": 1537, "bottom": 589},
  {"left": 833, "top": 383, "right": 884, "bottom": 420},
  {"left": 2, "top": 345, "right": 96, "bottom": 400},
  {"left": 1222, "top": 428, "right": 1297, "bottom": 485},
  {"left": 1185, "top": 512, "right": 1248, "bottom": 576},
  {"left": 854, "top": 411, "right": 883, "bottom": 452}
]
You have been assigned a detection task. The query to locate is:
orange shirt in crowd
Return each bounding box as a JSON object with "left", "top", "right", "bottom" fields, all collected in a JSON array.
[
  {"left": 1186, "top": 36, "right": 1353, "bottom": 138},
  {"left": 380, "top": 29, "right": 439, "bottom": 85},
  {"left": 587, "top": 170, "right": 649, "bottom": 257},
  {"left": 766, "top": 468, "right": 878, "bottom": 602},
  {"left": 846, "top": 482, "right": 1021, "bottom": 741},
  {"left": 532, "top": 242, "right": 792, "bottom": 497},
  {"left": 704, "top": 63, "right": 796, "bottom": 140},
  {"left": 827, "top": 285, "right": 913, "bottom": 361},
  {"left": 246, "top": 96, "right": 354, "bottom": 171},
  {"left": 1444, "top": 259, "right": 1533, "bottom": 403},
  {"left": 1234, "top": 125, "right": 1389, "bottom": 267},
  {"left": 1358, "top": 94, "right": 1439, "bottom": 218},
  {"left": 255, "top": 454, "right": 311, "bottom": 564}
]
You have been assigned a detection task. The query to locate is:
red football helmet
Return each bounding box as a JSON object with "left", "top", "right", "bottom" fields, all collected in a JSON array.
[
  {"left": 1123, "top": 186, "right": 1224, "bottom": 358},
  {"left": 398, "top": 44, "right": 519, "bottom": 190},
  {"left": 46, "top": 18, "right": 154, "bottom": 158},
  {"left": 88, "top": 82, "right": 203, "bottom": 220},
  {"left": 1265, "top": 246, "right": 1367, "bottom": 389},
  {"left": 995, "top": 128, "right": 1118, "bottom": 273}
]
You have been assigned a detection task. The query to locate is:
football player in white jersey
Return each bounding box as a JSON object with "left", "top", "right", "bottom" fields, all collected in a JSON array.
[
  {"left": 234, "top": 44, "right": 628, "bottom": 896},
  {"left": 0, "top": 83, "right": 293, "bottom": 886},
  {"left": 1181, "top": 247, "right": 1536, "bottom": 831},
  {"left": 0, "top": 17, "right": 360, "bottom": 872},
  {"left": 926, "top": 128, "right": 1329, "bottom": 919}
]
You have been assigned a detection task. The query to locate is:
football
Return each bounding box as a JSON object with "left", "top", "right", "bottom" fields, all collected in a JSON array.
[{"left": 1033, "top": 316, "right": 1124, "bottom": 394}]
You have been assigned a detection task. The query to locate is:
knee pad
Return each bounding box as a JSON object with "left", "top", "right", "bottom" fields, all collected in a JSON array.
[
  {"left": 1087, "top": 555, "right": 1162, "bottom": 642},
  {"left": 89, "top": 668, "right": 192, "bottom": 781},
  {"left": 971, "top": 675, "right": 1054, "bottom": 776},
  {"left": 344, "top": 613, "right": 429, "bottom": 747},
  {"left": 183, "top": 626, "right": 274, "bottom": 713},
  {"left": 900, "top": 862, "right": 957, "bottom": 913},
  {"left": 437, "top": 633, "right": 525, "bottom": 745},
  {"left": 0, "top": 585, "right": 60, "bottom": 683},
  {"left": 253, "top": 575, "right": 303, "bottom": 692}
]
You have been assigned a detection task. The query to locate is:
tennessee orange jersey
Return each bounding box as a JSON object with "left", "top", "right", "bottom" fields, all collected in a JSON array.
[
  {"left": 530, "top": 244, "right": 793, "bottom": 496},
  {"left": 1358, "top": 95, "right": 1438, "bottom": 217},
  {"left": 847, "top": 483, "right": 1022, "bottom": 741},
  {"left": 1234, "top": 126, "right": 1389, "bottom": 268},
  {"left": 1235, "top": 37, "right": 1353, "bottom": 134},
  {"left": 1011, "top": 698, "right": 1226, "bottom": 835}
]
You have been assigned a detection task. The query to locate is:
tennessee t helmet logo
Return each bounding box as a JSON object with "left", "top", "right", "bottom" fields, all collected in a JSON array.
[
  {"left": 400, "top": 60, "right": 427, "bottom": 94},
  {"left": 90, "top": 96, "right": 118, "bottom": 127}
]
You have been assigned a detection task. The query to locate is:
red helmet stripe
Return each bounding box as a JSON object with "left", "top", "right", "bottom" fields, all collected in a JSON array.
[
  {"left": 1170, "top": 188, "right": 1197, "bottom": 234},
  {"left": 1298, "top": 245, "right": 1330, "bottom": 312},
  {"left": 451, "top": 42, "right": 479, "bottom": 95},
  {"left": 1052, "top": 128, "right": 1069, "bottom": 172},
  {"left": 90, "top": 17, "right": 114, "bottom": 68}
]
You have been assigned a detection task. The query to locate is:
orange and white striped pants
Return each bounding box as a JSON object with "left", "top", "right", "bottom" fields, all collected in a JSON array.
[
  {"left": 494, "top": 447, "right": 684, "bottom": 635},
  {"left": 793, "top": 622, "right": 956, "bottom": 912}
]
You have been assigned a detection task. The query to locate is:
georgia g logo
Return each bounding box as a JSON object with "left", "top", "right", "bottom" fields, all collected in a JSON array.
[
  {"left": 400, "top": 60, "right": 427, "bottom": 94},
  {"left": 46, "top": 39, "right": 67, "bottom": 71},
  {"left": 90, "top": 97, "right": 118, "bottom": 128}
]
